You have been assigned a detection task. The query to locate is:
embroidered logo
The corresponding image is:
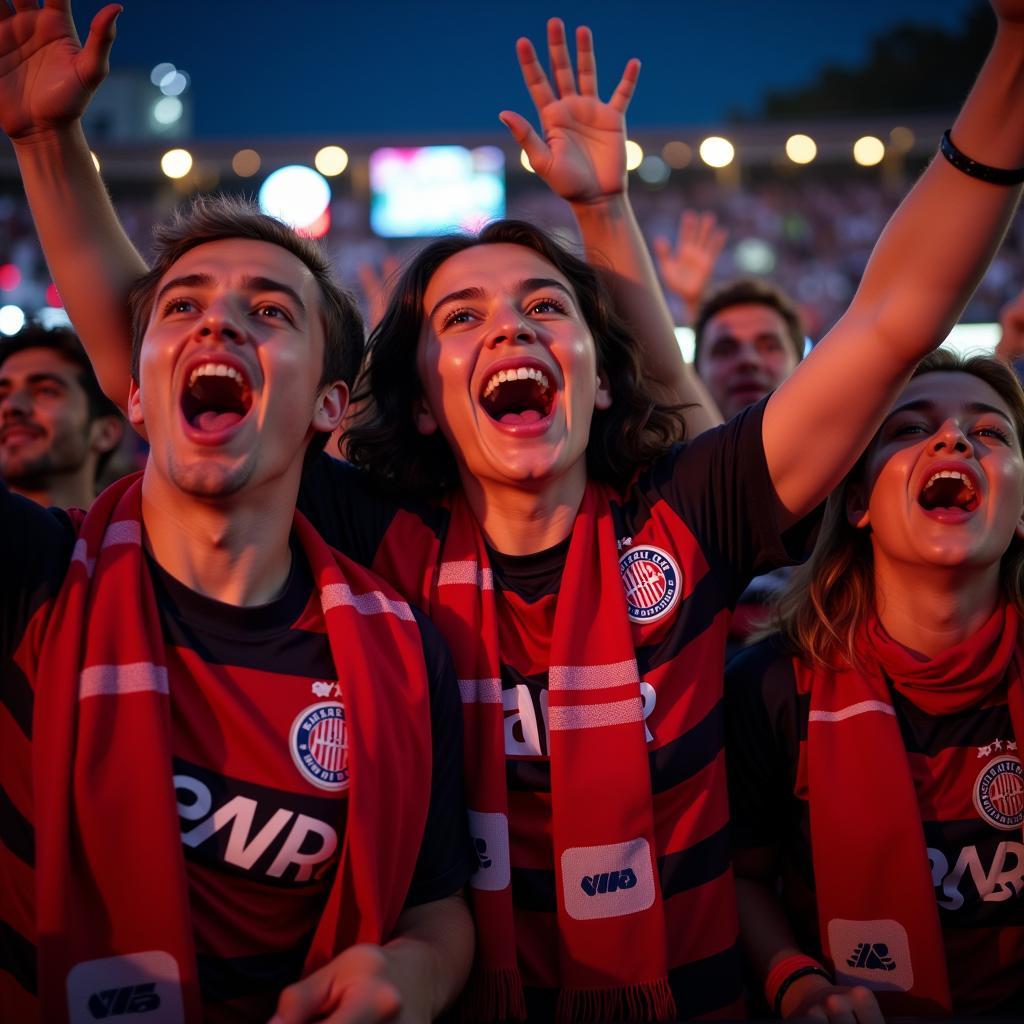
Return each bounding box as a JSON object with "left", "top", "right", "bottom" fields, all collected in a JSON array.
[
  {"left": 468, "top": 810, "right": 510, "bottom": 891},
  {"left": 581, "top": 868, "right": 637, "bottom": 896},
  {"left": 289, "top": 701, "right": 349, "bottom": 792},
  {"left": 66, "top": 952, "right": 183, "bottom": 1024},
  {"left": 618, "top": 545, "right": 680, "bottom": 624},
  {"left": 311, "top": 680, "right": 341, "bottom": 699},
  {"left": 973, "top": 755, "right": 1024, "bottom": 830},
  {"left": 561, "top": 838, "right": 655, "bottom": 921},
  {"left": 828, "top": 919, "right": 914, "bottom": 993},
  {"left": 847, "top": 943, "right": 897, "bottom": 971}
]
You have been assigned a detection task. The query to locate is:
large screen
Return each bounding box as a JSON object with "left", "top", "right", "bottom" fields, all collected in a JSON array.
[{"left": 369, "top": 145, "right": 505, "bottom": 238}]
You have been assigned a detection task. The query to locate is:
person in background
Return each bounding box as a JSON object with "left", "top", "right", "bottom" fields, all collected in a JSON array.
[
  {"left": 653, "top": 209, "right": 728, "bottom": 326},
  {"left": 0, "top": 324, "right": 123, "bottom": 508}
]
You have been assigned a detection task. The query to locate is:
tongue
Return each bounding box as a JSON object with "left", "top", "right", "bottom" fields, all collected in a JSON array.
[
  {"left": 195, "top": 410, "right": 243, "bottom": 433},
  {"left": 499, "top": 409, "right": 542, "bottom": 425}
]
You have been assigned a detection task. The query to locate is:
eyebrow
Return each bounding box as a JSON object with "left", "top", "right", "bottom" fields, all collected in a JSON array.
[
  {"left": 154, "top": 272, "right": 307, "bottom": 318},
  {"left": 428, "top": 277, "right": 575, "bottom": 322},
  {"left": 0, "top": 371, "right": 70, "bottom": 390},
  {"left": 884, "top": 398, "right": 1015, "bottom": 426}
]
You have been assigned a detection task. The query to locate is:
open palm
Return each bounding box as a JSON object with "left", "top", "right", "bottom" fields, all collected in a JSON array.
[
  {"left": 0, "top": 0, "right": 118, "bottom": 140},
  {"left": 501, "top": 19, "right": 638, "bottom": 205}
]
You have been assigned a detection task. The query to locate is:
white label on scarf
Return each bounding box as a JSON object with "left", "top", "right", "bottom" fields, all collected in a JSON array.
[
  {"left": 828, "top": 919, "right": 914, "bottom": 992},
  {"left": 67, "top": 951, "right": 184, "bottom": 1023},
  {"left": 561, "top": 838, "right": 655, "bottom": 921},
  {"left": 468, "top": 810, "right": 511, "bottom": 891}
]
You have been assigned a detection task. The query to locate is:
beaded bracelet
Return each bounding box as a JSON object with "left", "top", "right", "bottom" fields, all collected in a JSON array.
[{"left": 940, "top": 129, "right": 1024, "bottom": 186}]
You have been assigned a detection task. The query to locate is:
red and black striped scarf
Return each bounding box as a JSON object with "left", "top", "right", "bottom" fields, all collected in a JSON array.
[
  {"left": 795, "top": 602, "right": 1024, "bottom": 1015},
  {"left": 432, "top": 482, "right": 676, "bottom": 1023},
  {"left": 30, "top": 474, "right": 432, "bottom": 1023}
]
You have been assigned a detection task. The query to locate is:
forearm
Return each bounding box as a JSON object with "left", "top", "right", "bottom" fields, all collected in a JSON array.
[
  {"left": 736, "top": 875, "right": 832, "bottom": 1017},
  {"left": 13, "top": 121, "right": 147, "bottom": 411},
  {"left": 853, "top": 21, "right": 1024, "bottom": 361},
  {"left": 385, "top": 895, "right": 474, "bottom": 1019},
  {"left": 572, "top": 193, "right": 722, "bottom": 432}
]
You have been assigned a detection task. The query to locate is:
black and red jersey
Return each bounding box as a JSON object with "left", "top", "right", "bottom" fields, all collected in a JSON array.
[
  {"left": 726, "top": 636, "right": 1024, "bottom": 1016},
  {"left": 300, "top": 398, "right": 814, "bottom": 1019},
  {"left": 0, "top": 484, "right": 472, "bottom": 1021}
]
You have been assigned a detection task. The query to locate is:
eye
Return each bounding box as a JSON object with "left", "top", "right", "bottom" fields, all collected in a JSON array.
[
  {"left": 440, "top": 307, "right": 476, "bottom": 329},
  {"left": 254, "top": 302, "right": 292, "bottom": 323},
  {"left": 891, "top": 422, "right": 928, "bottom": 437},
  {"left": 162, "top": 296, "right": 197, "bottom": 316},
  {"left": 33, "top": 384, "right": 62, "bottom": 399},
  {"left": 975, "top": 425, "right": 1011, "bottom": 443},
  {"left": 527, "top": 296, "right": 568, "bottom": 315}
]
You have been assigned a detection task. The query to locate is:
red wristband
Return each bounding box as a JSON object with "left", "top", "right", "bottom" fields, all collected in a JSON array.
[{"left": 764, "top": 953, "right": 828, "bottom": 1014}]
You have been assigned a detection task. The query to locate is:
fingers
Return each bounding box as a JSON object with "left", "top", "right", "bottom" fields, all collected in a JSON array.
[
  {"left": 321, "top": 984, "right": 401, "bottom": 1024},
  {"left": 11, "top": 0, "right": 39, "bottom": 12},
  {"left": 652, "top": 236, "right": 672, "bottom": 265},
  {"left": 575, "top": 25, "right": 597, "bottom": 96},
  {"left": 499, "top": 109, "right": 550, "bottom": 174},
  {"left": 847, "top": 985, "right": 885, "bottom": 1024},
  {"left": 78, "top": 3, "right": 120, "bottom": 90},
  {"left": 546, "top": 17, "right": 577, "bottom": 96},
  {"left": 515, "top": 36, "right": 556, "bottom": 111},
  {"left": 608, "top": 57, "right": 640, "bottom": 114}
]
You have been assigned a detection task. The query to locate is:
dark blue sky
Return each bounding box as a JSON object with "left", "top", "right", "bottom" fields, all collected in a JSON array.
[{"left": 78, "top": 0, "right": 980, "bottom": 139}]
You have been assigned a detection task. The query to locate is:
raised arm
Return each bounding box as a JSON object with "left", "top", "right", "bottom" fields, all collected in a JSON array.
[
  {"left": 764, "top": 0, "right": 1024, "bottom": 525},
  {"left": 0, "top": 0, "right": 145, "bottom": 412},
  {"left": 500, "top": 18, "right": 721, "bottom": 432}
]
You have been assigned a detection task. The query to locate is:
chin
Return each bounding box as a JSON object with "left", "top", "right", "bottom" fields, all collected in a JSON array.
[{"left": 168, "top": 457, "right": 254, "bottom": 500}]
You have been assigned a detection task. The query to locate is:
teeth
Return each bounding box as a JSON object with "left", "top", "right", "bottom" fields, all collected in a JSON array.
[
  {"left": 924, "top": 469, "right": 975, "bottom": 491},
  {"left": 188, "top": 363, "right": 245, "bottom": 390},
  {"left": 483, "top": 366, "right": 551, "bottom": 399}
]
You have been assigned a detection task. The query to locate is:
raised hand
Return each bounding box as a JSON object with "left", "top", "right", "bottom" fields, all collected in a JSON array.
[
  {"left": 0, "top": 0, "right": 119, "bottom": 141},
  {"left": 499, "top": 17, "right": 639, "bottom": 205},
  {"left": 653, "top": 210, "right": 728, "bottom": 317}
]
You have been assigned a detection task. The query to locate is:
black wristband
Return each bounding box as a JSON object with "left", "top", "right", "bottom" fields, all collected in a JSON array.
[
  {"left": 940, "top": 129, "right": 1024, "bottom": 186},
  {"left": 773, "top": 965, "right": 832, "bottom": 1018}
]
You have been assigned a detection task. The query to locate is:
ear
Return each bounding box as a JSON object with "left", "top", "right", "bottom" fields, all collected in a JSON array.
[
  {"left": 89, "top": 414, "right": 125, "bottom": 455},
  {"left": 127, "top": 378, "right": 144, "bottom": 428},
  {"left": 594, "top": 370, "right": 612, "bottom": 411},
  {"left": 414, "top": 393, "right": 439, "bottom": 435},
  {"left": 313, "top": 381, "right": 349, "bottom": 434},
  {"left": 846, "top": 482, "right": 870, "bottom": 530},
  {"left": 1015, "top": 498, "right": 1024, "bottom": 542}
]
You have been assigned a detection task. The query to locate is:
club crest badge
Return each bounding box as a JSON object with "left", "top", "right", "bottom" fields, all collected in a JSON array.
[
  {"left": 973, "top": 755, "right": 1024, "bottom": 830},
  {"left": 618, "top": 545, "right": 680, "bottom": 624},
  {"left": 290, "top": 701, "right": 350, "bottom": 792}
]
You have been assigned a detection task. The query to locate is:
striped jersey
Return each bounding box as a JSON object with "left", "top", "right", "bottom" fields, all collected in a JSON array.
[
  {"left": 300, "top": 398, "right": 813, "bottom": 1018},
  {"left": 725, "top": 636, "right": 1024, "bottom": 1015},
  {"left": 0, "top": 483, "right": 472, "bottom": 1021}
]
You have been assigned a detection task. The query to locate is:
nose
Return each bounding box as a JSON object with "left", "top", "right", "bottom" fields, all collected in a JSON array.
[
  {"left": 195, "top": 299, "right": 244, "bottom": 343},
  {"left": 0, "top": 386, "right": 30, "bottom": 420},
  {"left": 932, "top": 418, "right": 971, "bottom": 454},
  {"left": 486, "top": 306, "right": 536, "bottom": 349}
]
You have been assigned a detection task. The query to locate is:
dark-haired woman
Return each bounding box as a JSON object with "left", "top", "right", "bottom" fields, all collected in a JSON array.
[
  {"left": 5, "top": 5, "right": 1024, "bottom": 1021},
  {"left": 726, "top": 351, "right": 1024, "bottom": 1020}
]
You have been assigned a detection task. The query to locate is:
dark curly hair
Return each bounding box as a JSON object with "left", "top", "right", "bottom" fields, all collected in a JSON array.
[{"left": 345, "top": 220, "right": 687, "bottom": 497}]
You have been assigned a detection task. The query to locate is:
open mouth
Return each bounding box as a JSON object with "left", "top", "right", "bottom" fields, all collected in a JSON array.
[
  {"left": 181, "top": 361, "right": 253, "bottom": 433},
  {"left": 917, "top": 469, "right": 979, "bottom": 513},
  {"left": 480, "top": 366, "right": 553, "bottom": 425}
]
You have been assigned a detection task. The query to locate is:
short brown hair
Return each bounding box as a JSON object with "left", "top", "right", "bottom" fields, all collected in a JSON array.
[
  {"left": 345, "top": 220, "right": 687, "bottom": 497},
  {"left": 128, "top": 195, "right": 363, "bottom": 391},
  {"left": 770, "top": 349, "right": 1024, "bottom": 669},
  {"left": 693, "top": 277, "right": 804, "bottom": 365}
]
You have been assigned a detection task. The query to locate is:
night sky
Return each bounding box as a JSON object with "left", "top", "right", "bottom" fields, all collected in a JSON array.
[{"left": 70, "top": 0, "right": 980, "bottom": 140}]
